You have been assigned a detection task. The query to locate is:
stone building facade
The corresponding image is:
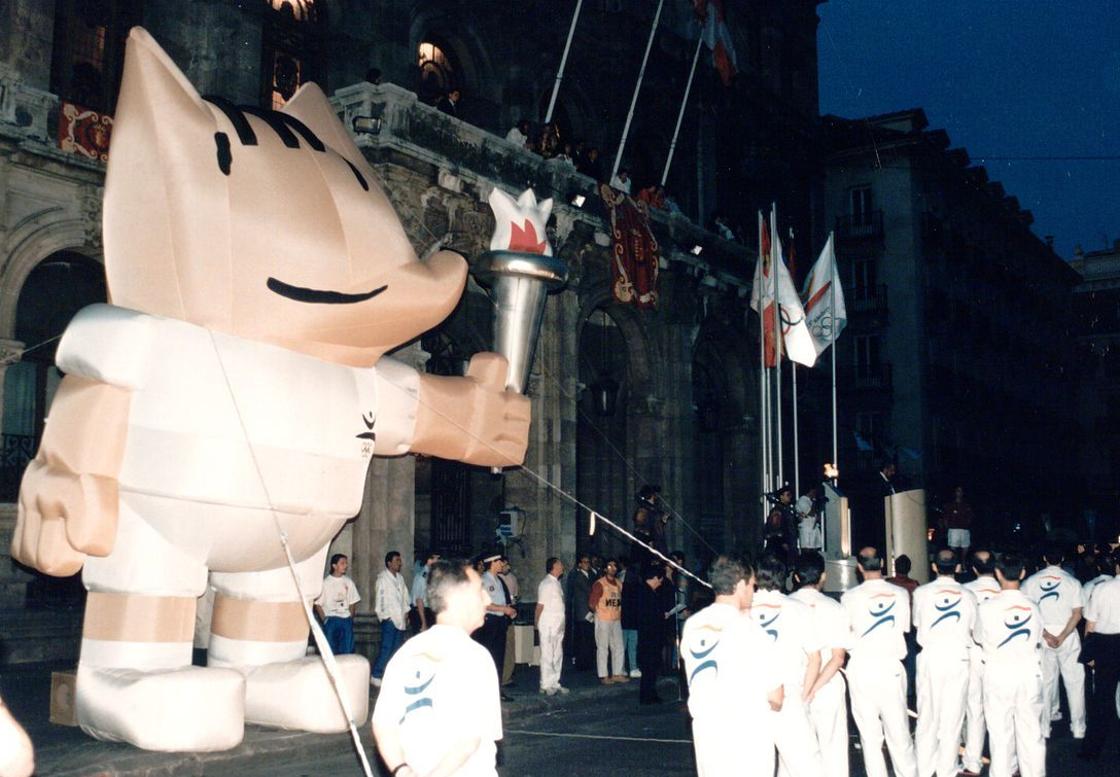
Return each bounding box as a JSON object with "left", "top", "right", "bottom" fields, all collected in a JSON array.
[
  {"left": 0, "top": 0, "right": 827, "bottom": 660},
  {"left": 816, "top": 109, "right": 1081, "bottom": 546}
]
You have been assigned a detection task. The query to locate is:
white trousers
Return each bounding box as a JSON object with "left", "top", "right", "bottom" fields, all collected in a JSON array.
[
  {"left": 915, "top": 651, "right": 969, "bottom": 777},
  {"left": 809, "top": 677, "right": 850, "bottom": 777},
  {"left": 1040, "top": 630, "right": 1085, "bottom": 737},
  {"left": 983, "top": 662, "right": 1045, "bottom": 777},
  {"left": 595, "top": 618, "right": 624, "bottom": 678},
  {"left": 538, "top": 618, "right": 565, "bottom": 691},
  {"left": 774, "top": 685, "right": 824, "bottom": 777},
  {"left": 962, "top": 653, "right": 987, "bottom": 773},
  {"left": 847, "top": 659, "right": 917, "bottom": 777},
  {"left": 694, "top": 719, "right": 773, "bottom": 777}
]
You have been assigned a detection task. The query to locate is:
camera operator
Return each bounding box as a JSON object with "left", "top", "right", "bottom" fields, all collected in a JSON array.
[
  {"left": 765, "top": 485, "right": 798, "bottom": 564},
  {"left": 633, "top": 484, "right": 670, "bottom": 558}
]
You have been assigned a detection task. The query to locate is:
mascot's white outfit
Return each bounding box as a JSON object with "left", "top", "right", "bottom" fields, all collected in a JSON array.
[
  {"left": 12, "top": 28, "right": 530, "bottom": 752},
  {"left": 63, "top": 307, "right": 418, "bottom": 747}
]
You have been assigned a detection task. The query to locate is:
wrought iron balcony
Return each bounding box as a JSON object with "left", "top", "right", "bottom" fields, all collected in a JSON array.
[
  {"left": 839, "top": 362, "right": 893, "bottom": 392},
  {"left": 835, "top": 210, "right": 883, "bottom": 242},
  {"left": 850, "top": 284, "right": 888, "bottom": 315}
]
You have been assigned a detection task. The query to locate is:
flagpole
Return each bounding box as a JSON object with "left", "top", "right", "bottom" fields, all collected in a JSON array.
[
  {"left": 792, "top": 361, "right": 800, "bottom": 499},
  {"left": 772, "top": 205, "right": 783, "bottom": 489},
  {"left": 544, "top": 0, "right": 585, "bottom": 125},
  {"left": 757, "top": 220, "right": 769, "bottom": 524},
  {"left": 830, "top": 231, "right": 838, "bottom": 487},
  {"left": 661, "top": 33, "right": 704, "bottom": 186},
  {"left": 611, "top": 0, "right": 665, "bottom": 181}
]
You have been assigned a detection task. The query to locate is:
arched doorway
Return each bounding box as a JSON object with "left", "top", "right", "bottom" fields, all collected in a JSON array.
[
  {"left": 575, "top": 306, "right": 630, "bottom": 559},
  {"left": 2, "top": 252, "right": 106, "bottom": 500}
]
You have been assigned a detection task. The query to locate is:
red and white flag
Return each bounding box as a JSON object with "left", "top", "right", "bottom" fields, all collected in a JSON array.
[
  {"left": 693, "top": 0, "right": 737, "bottom": 86},
  {"left": 801, "top": 233, "right": 847, "bottom": 357},
  {"left": 751, "top": 214, "right": 817, "bottom": 367}
]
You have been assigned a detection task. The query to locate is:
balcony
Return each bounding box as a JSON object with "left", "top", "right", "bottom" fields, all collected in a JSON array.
[
  {"left": 850, "top": 284, "right": 888, "bottom": 316},
  {"left": 835, "top": 210, "right": 883, "bottom": 243},
  {"left": 839, "top": 362, "right": 893, "bottom": 392},
  {"left": 331, "top": 82, "right": 753, "bottom": 283}
]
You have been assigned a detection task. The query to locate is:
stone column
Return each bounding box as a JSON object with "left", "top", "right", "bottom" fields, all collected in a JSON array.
[{"left": 0, "top": 339, "right": 26, "bottom": 434}]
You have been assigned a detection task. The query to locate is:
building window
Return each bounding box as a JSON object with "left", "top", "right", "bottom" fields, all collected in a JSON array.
[
  {"left": 50, "top": 0, "right": 141, "bottom": 113},
  {"left": 854, "top": 334, "right": 881, "bottom": 378},
  {"left": 261, "top": 0, "right": 321, "bottom": 109},
  {"left": 850, "top": 186, "right": 873, "bottom": 226},
  {"left": 418, "top": 41, "right": 456, "bottom": 104},
  {"left": 852, "top": 258, "right": 878, "bottom": 301}
]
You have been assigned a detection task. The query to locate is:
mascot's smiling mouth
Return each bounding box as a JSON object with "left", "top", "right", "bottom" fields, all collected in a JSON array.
[{"left": 267, "top": 277, "right": 388, "bottom": 304}]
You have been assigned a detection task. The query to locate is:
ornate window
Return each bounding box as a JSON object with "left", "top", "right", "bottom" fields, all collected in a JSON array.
[
  {"left": 50, "top": 0, "right": 141, "bottom": 113},
  {"left": 261, "top": 0, "right": 322, "bottom": 109},
  {"left": 417, "top": 41, "right": 456, "bottom": 104}
]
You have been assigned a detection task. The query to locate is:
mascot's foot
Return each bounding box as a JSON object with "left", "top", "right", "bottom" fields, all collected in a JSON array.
[
  {"left": 244, "top": 654, "right": 370, "bottom": 733},
  {"left": 77, "top": 665, "right": 246, "bottom": 751}
]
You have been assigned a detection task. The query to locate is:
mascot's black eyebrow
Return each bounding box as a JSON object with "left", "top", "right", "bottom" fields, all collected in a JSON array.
[{"left": 202, "top": 96, "right": 366, "bottom": 189}]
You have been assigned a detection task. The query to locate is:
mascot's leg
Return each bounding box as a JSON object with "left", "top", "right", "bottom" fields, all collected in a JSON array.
[
  {"left": 77, "top": 505, "right": 246, "bottom": 751},
  {"left": 208, "top": 546, "right": 370, "bottom": 733}
]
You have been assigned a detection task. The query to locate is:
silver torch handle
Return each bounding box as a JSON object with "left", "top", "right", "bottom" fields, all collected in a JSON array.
[{"left": 474, "top": 250, "right": 568, "bottom": 473}]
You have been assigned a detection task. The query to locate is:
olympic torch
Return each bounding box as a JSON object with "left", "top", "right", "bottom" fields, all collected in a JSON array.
[{"left": 474, "top": 187, "right": 569, "bottom": 473}]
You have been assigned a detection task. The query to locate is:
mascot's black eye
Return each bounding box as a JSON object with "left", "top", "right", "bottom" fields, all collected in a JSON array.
[{"left": 214, "top": 132, "right": 232, "bottom": 175}]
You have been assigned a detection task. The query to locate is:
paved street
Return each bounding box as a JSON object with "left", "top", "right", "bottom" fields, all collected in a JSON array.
[{"left": 1, "top": 659, "right": 1107, "bottom": 776}]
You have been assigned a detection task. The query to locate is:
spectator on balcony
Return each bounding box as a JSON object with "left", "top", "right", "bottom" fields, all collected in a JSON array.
[
  {"left": 436, "top": 88, "right": 461, "bottom": 117},
  {"left": 537, "top": 122, "right": 561, "bottom": 159},
  {"left": 505, "top": 119, "right": 531, "bottom": 149},
  {"left": 663, "top": 192, "right": 683, "bottom": 216},
  {"left": 712, "top": 213, "right": 735, "bottom": 241},
  {"left": 364, "top": 67, "right": 382, "bottom": 85},
  {"left": 637, "top": 184, "right": 665, "bottom": 209},
  {"left": 555, "top": 142, "right": 576, "bottom": 167},
  {"left": 609, "top": 168, "right": 632, "bottom": 194},
  {"left": 577, "top": 146, "right": 603, "bottom": 181}
]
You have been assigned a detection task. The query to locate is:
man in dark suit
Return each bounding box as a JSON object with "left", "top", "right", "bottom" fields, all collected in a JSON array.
[
  {"left": 636, "top": 561, "right": 673, "bottom": 704},
  {"left": 436, "top": 88, "right": 460, "bottom": 117},
  {"left": 565, "top": 554, "right": 595, "bottom": 670}
]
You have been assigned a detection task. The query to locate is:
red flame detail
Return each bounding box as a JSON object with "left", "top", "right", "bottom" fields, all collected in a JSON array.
[{"left": 508, "top": 219, "right": 547, "bottom": 254}]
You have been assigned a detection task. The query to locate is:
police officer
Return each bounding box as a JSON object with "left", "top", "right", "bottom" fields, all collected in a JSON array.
[{"left": 474, "top": 553, "right": 517, "bottom": 702}]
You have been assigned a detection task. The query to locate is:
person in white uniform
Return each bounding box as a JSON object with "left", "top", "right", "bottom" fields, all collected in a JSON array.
[
  {"left": 960, "top": 550, "right": 1005, "bottom": 776},
  {"left": 841, "top": 547, "right": 918, "bottom": 777},
  {"left": 535, "top": 557, "right": 568, "bottom": 696},
  {"left": 1023, "top": 546, "right": 1085, "bottom": 739},
  {"left": 790, "top": 551, "right": 852, "bottom": 777},
  {"left": 1081, "top": 554, "right": 1113, "bottom": 610},
  {"left": 750, "top": 554, "right": 824, "bottom": 777},
  {"left": 1079, "top": 549, "right": 1120, "bottom": 760},
  {"left": 373, "top": 559, "right": 503, "bottom": 777},
  {"left": 912, "top": 549, "right": 978, "bottom": 777},
  {"left": 681, "top": 555, "right": 784, "bottom": 777},
  {"left": 973, "top": 553, "right": 1046, "bottom": 777}
]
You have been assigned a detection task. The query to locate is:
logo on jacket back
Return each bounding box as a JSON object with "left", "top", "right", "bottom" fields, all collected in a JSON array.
[
  {"left": 1038, "top": 576, "right": 1061, "bottom": 604},
  {"left": 931, "top": 588, "right": 963, "bottom": 628},
  {"left": 998, "top": 605, "right": 1033, "bottom": 648},
  {"left": 686, "top": 624, "right": 721, "bottom": 684},
  {"left": 752, "top": 602, "right": 782, "bottom": 641},
  {"left": 862, "top": 593, "right": 896, "bottom": 636}
]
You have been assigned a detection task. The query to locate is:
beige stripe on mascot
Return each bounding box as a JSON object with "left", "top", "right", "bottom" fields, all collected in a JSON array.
[{"left": 11, "top": 27, "right": 530, "bottom": 752}]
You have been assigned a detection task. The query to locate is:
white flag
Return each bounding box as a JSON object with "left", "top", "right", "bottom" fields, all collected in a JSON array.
[
  {"left": 801, "top": 234, "right": 847, "bottom": 358},
  {"left": 773, "top": 234, "right": 817, "bottom": 367}
]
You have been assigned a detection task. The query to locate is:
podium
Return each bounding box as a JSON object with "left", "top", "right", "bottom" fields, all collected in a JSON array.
[
  {"left": 821, "top": 482, "right": 856, "bottom": 593},
  {"left": 884, "top": 489, "right": 930, "bottom": 584}
]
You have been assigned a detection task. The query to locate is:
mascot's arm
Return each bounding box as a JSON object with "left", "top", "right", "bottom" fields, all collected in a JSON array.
[
  {"left": 408, "top": 353, "right": 530, "bottom": 468},
  {"left": 12, "top": 375, "right": 130, "bottom": 576}
]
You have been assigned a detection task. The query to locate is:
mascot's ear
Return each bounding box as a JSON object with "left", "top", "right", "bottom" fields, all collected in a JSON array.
[
  {"left": 118, "top": 26, "right": 212, "bottom": 128},
  {"left": 283, "top": 82, "right": 373, "bottom": 176}
]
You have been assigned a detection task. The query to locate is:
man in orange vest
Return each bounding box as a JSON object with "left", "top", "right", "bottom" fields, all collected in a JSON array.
[{"left": 590, "top": 559, "right": 628, "bottom": 685}]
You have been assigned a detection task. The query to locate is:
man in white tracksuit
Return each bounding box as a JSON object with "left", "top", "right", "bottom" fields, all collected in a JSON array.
[
  {"left": 682, "top": 555, "right": 784, "bottom": 777},
  {"left": 841, "top": 547, "right": 918, "bottom": 777},
  {"left": 973, "top": 552, "right": 1046, "bottom": 777},
  {"left": 961, "top": 550, "right": 1005, "bottom": 776},
  {"left": 1023, "top": 547, "right": 1085, "bottom": 739},
  {"left": 750, "top": 554, "right": 824, "bottom": 777},
  {"left": 790, "top": 551, "right": 851, "bottom": 777},
  {"left": 912, "top": 549, "right": 977, "bottom": 777},
  {"left": 535, "top": 557, "right": 567, "bottom": 695}
]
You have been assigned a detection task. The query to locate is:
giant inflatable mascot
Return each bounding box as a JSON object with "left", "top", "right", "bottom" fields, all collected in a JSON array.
[{"left": 11, "top": 28, "right": 530, "bottom": 751}]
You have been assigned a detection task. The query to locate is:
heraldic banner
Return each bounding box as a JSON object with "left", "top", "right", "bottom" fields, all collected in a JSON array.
[{"left": 598, "top": 183, "right": 660, "bottom": 309}]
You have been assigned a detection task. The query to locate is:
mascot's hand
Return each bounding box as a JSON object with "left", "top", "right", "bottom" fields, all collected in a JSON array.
[
  {"left": 459, "top": 353, "right": 531, "bottom": 468},
  {"left": 11, "top": 376, "right": 127, "bottom": 577}
]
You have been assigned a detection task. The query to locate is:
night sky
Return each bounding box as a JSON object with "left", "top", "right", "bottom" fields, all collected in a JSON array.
[{"left": 817, "top": 0, "right": 1120, "bottom": 260}]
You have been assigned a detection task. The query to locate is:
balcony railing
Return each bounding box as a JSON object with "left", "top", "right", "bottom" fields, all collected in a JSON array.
[
  {"left": 839, "top": 362, "right": 893, "bottom": 392},
  {"left": 330, "top": 82, "right": 752, "bottom": 282},
  {"left": 0, "top": 434, "right": 35, "bottom": 503},
  {"left": 835, "top": 210, "right": 883, "bottom": 242},
  {"left": 850, "top": 284, "right": 888, "bottom": 315}
]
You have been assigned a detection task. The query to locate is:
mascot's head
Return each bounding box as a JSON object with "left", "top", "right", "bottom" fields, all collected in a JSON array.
[{"left": 103, "top": 27, "right": 467, "bottom": 366}]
